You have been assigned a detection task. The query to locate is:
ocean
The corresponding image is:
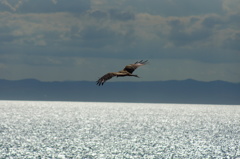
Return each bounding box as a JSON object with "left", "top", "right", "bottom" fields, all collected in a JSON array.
[{"left": 0, "top": 100, "right": 240, "bottom": 158}]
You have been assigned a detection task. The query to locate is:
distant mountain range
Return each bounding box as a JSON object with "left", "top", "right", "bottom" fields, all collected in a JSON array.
[{"left": 0, "top": 79, "right": 240, "bottom": 105}]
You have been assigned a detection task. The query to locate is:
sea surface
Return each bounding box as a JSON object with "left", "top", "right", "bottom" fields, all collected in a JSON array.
[{"left": 0, "top": 100, "right": 240, "bottom": 158}]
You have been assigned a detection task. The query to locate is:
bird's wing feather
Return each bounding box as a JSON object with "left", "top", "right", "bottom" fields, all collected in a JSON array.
[
  {"left": 123, "top": 60, "right": 148, "bottom": 73},
  {"left": 96, "top": 72, "right": 117, "bottom": 86},
  {"left": 96, "top": 60, "right": 148, "bottom": 86}
]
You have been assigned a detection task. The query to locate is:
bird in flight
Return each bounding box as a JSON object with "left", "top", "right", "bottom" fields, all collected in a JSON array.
[{"left": 96, "top": 60, "right": 148, "bottom": 86}]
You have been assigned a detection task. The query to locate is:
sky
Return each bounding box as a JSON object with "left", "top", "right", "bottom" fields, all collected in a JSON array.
[{"left": 0, "top": 0, "right": 240, "bottom": 83}]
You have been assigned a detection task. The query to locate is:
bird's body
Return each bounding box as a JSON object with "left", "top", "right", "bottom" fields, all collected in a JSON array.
[{"left": 96, "top": 60, "right": 148, "bottom": 86}]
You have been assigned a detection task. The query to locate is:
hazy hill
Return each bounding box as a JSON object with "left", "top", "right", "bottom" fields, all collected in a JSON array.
[{"left": 0, "top": 79, "right": 239, "bottom": 104}]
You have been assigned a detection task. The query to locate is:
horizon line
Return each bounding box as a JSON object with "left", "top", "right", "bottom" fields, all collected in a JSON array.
[{"left": 0, "top": 78, "right": 239, "bottom": 84}]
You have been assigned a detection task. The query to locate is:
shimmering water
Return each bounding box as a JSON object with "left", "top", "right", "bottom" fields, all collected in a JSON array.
[{"left": 0, "top": 100, "right": 240, "bottom": 158}]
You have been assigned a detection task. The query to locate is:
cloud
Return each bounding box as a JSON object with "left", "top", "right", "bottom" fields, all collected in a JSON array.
[
  {"left": 91, "top": 0, "right": 224, "bottom": 16},
  {"left": 223, "top": 33, "right": 240, "bottom": 51},
  {"left": 80, "top": 26, "right": 117, "bottom": 47},
  {"left": 0, "top": 0, "right": 90, "bottom": 13},
  {"left": 0, "top": 26, "right": 16, "bottom": 43},
  {"left": 88, "top": 10, "right": 108, "bottom": 19},
  {"left": 222, "top": 0, "right": 240, "bottom": 14},
  {"left": 201, "top": 15, "right": 225, "bottom": 28},
  {"left": 0, "top": 0, "right": 24, "bottom": 11},
  {"left": 166, "top": 18, "right": 211, "bottom": 46},
  {"left": 1, "top": 9, "right": 239, "bottom": 63},
  {"left": 0, "top": 0, "right": 240, "bottom": 82},
  {"left": 87, "top": 9, "right": 135, "bottom": 22},
  {"left": 108, "top": 9, "right": 135, "bottom": 21}
]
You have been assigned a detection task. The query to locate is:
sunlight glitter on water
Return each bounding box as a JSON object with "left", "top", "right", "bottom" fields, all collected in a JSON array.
[{"left": 0, "top": 100, "right": 240, "bottom": 158}]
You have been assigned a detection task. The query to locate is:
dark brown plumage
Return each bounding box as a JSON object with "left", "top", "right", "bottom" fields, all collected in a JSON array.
[{"left": 96, "top": 60, "right": 148, "bottom": 86}]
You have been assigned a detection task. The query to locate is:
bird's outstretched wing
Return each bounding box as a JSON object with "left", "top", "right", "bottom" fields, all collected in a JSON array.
[
  {"left": 96, "top": 73, "right": 116, "bottom": 86},
  {"left": 123, "top": 60, "right": 148, "bottom": 74}
]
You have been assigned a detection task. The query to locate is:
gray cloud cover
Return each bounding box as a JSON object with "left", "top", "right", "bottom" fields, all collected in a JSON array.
[{"left": 0, "top": 0, "right": 239, "bottom": 82}]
